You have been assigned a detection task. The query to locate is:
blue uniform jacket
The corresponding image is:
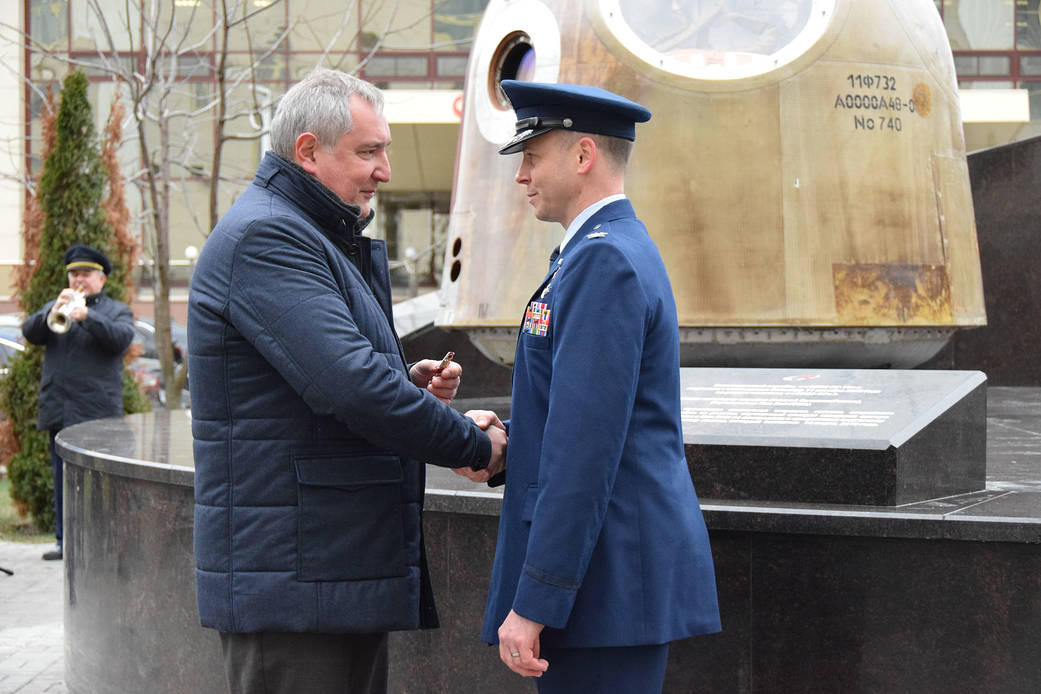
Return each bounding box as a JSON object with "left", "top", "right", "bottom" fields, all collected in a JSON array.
[
  {"left": 482, "top": 199, "right": 721, "bottom": 648},
  {"left": 189, "top": 153, "right": 491, "bottom": 634}
]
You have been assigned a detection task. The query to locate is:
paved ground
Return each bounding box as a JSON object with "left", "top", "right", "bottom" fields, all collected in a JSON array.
[{"left": 0, "top": 541, "right": 66, "bottom": 694}]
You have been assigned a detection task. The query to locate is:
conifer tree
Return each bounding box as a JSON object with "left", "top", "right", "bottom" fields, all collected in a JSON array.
[{"left": 0, "top": 70, "right": 147, "bottom": 530}]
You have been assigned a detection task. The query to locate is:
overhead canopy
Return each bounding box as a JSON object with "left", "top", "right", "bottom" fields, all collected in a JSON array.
[
  {"left": 960, "top": 88, "right": 1031, "bottom": 153},
  {"left": 383, "top": 89, "right": 463, "bottom": 192}
]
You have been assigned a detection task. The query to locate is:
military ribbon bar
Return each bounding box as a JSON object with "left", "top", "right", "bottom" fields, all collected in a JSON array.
[{"left": 523, "top": 300, "right": 552, "bottom": 337}]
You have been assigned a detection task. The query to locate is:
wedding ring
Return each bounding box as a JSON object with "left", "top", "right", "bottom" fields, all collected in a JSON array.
[{"left": 510, "top": 652, "right": 521, "bottom": 657}]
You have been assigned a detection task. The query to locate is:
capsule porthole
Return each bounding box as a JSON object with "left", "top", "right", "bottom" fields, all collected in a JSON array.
[{"left": 489, "top": 32, "right": 536, "bottom": 109}]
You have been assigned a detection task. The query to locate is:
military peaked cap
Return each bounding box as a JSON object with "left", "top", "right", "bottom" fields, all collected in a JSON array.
[{"left": 498, "top": 80, "right": 652, "bottom": 155}]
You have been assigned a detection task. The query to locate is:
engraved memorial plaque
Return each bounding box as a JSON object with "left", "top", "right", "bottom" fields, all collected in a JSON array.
[{"left": 681, "top": 368, "right": 987, "bottom": 505}]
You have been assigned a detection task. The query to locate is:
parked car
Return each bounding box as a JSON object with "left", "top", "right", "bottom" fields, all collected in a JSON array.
[
  {"left": 128, "top": 357, "right": 161, "bottom": 399},
  {"left": 0, "top": 313, "right": 189, "bottom": 406},
  {"left": 0, "top": 314, "right": 186, "bottom": 407},
  {"left": 132, "top": 318, "right": 187, "bottom": 363},
  {"left": 130, "top": 318, "right": 189, "bottom": 408},
  {"left": 0, "top": 335, "right": 24, "bottom": 377},
  {"left": 0, "top": 313, "right": 25, "bottom": 344}
]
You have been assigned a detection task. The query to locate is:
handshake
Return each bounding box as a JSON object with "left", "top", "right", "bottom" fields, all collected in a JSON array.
[
  {"left": 408, "top": 356, "right": 507, "bottom": 485},
  {"left": 455, "top": 410, "right": 507, "bottom": 484}
]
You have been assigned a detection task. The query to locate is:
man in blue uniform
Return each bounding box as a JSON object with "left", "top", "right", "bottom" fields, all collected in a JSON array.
[{"left": 481, "top": 80, "right": 721, "bottom": 692}]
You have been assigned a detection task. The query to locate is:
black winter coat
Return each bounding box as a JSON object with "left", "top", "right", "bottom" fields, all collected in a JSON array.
[{"left": 22, "top": 292, "right": 134, "bottom": 431}]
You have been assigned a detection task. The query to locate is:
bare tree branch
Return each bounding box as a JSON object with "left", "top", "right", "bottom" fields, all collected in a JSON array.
[{"left": 5, "top": 0, "right": 442, "bottom": 408}]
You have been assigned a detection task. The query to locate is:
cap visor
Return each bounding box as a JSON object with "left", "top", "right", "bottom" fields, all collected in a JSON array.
[{"left": 498, "top": 126, "right": 556, "bottom": 155}]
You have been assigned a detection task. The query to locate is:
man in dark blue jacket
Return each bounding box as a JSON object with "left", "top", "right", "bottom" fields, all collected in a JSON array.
[
  {"left": 22, "top": 244, "right": 134, "bottom": 561},
  {"left": 482, "top": 81, "right": 721, "bottom": 692},
  {"left": 188, "top": 69, "right": 506, "bottom": 694}
]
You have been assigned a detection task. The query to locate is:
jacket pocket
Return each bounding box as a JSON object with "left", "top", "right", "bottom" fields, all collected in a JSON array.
[
  {"left": 294, "top": 452, "right": 407, "bottom": 581},
  {"left": 521, "top": 331, "right": 552, "bottom": 351}
]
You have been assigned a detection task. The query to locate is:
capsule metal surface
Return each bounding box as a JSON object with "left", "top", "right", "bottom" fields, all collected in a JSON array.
[{"left": 438, "top": 0, "right": 985, "bottom": 368}]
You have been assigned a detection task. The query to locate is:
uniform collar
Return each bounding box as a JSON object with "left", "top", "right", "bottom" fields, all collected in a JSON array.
[{"left": 559, "top": 194, "right": 626, "bottom": 252}]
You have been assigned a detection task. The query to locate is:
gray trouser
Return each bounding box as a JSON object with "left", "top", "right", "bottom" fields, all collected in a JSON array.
[{"left": 220, "top": 631, "right": 388, "bottom": 694}]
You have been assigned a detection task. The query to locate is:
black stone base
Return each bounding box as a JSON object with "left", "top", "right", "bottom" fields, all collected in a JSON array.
[
  {"left": 402, "top": 505, "right": 1041, "bottom": 694},
  {"left": 923, "top": 135, "right": 1041, "bottom": 386},
  {"left": 668, "top": 532, "right": 1041, "bottom": 693}
]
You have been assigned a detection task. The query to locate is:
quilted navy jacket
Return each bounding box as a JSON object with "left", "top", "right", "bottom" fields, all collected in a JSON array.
[{"left": 188, "top": 153, "right": 491, "bottom": 634}]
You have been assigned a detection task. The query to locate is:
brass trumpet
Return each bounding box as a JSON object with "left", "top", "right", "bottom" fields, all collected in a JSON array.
[{"left": 47, "top": 290, "right": 86, "bottom": 334}]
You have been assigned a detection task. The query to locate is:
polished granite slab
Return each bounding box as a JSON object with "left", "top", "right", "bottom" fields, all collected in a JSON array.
[
  {"left": 56, "top": 409, "right": 195, "bottom": 485},
  {"left": 678, "top": 369, "right": 985, "bottom": 449}
]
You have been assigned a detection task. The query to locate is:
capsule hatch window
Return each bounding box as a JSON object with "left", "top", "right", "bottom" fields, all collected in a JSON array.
[{"left": 597, "top": 0, "right": 837, "bottom": 80}]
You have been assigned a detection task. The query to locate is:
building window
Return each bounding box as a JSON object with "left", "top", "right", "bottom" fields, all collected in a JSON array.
[
  {"left": 434, "top": 0, "right": 490, "bottom": 51},
  {"left": 936, "top": 0, "right": 1041, "bottom": 99},
  {"left": 30, "top": 0, "right": 68, "bottom": 47},
  {"left": 1017, "top": 0, "right": 1041, "bottom": 49},
  {"left": 1022, "top": 54, "right": 1041, "bottom": 75},
  {"left": 941, "top": 0, "right": 1015, "bottom": 50},
  {"left": 364, "top": 54, "right": 430, "bottom": 78},
  {"left": 436, "top": 55, "right": 469, "bottom": 77}
]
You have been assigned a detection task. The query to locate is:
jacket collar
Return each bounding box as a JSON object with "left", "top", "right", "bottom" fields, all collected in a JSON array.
[
  {"left": 254, "top": 152, "right": 374, "bottom": 238},
  {"left": 557, "top": 198, "right": 636, "bottom": 261},
  {"left": 584, "top": 197, "right": 634, "bottom": 228},
  {"left": 560, "top": 194, "right": 627, "bottom": 252}
]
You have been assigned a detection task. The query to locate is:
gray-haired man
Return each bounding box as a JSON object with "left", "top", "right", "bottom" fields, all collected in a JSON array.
[{"left": 188, "top": 69, "right": 506, "bottom": 694}]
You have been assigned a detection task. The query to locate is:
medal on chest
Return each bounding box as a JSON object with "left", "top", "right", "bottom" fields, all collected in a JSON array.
[{"left": 540, "top": 267, "right": 560, "bottom": 299}]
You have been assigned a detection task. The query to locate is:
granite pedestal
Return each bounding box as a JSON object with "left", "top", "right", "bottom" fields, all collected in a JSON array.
[
  {"left": 56, "top": 382, "right": 1041, "bottom": 693},
  {"left": 926, "top": 135, "right": 1041, "bottom": 386}
]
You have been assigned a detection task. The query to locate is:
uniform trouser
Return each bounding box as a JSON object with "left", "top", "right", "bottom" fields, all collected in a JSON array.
[
  {"left": 220, "top": 631, "right": 388, "bottom": 694},
  {"left": 48, "top": 430, "right": 63, "bottom": 545},
  {"left": 533, "top": 643, "right": 670, "bottom": 694}
]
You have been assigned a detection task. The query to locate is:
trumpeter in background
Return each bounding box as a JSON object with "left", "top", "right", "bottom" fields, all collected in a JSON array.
[{"left": 21, "top": 244, "right": 135, "bottom": 561}]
